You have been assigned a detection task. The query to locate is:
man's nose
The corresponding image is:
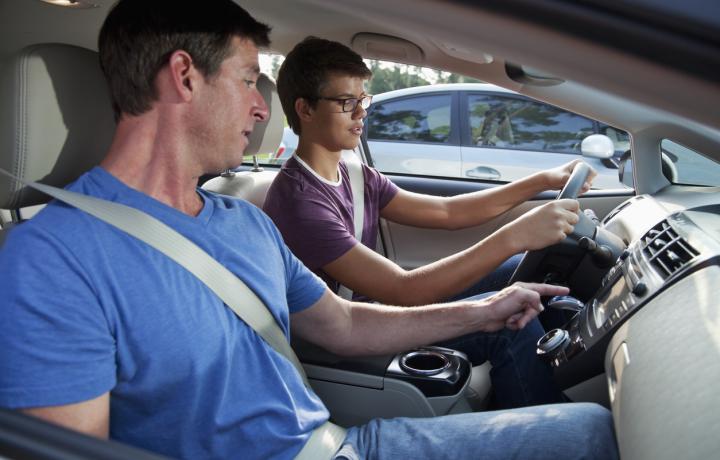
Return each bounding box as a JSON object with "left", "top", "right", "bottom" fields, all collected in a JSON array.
[{"left": 254, "top": 89, "right": 269, "bottom": 122}]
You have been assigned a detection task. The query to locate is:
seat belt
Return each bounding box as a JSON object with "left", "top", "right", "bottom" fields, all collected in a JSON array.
[
  {"left": 0, "top": 168, "right": 346, "bottom": 460},
  {"left": 337, "top": 150, "right": 364, "bottom": 300}
]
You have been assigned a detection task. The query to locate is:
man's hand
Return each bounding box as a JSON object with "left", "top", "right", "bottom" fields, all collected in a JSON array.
[
  {"left": 478, "top": 282, "right": 569, "bottom": 332},
  {"left": 543, "top": 159, "right": 597, "bottom": 195},
  {"left": 501, "top": 199, "right": 580, "bottom": 252}
]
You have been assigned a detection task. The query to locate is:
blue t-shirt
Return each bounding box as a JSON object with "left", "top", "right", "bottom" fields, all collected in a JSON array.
[{"left": 0, "top": 167, "right": 329, "bottom": 459}]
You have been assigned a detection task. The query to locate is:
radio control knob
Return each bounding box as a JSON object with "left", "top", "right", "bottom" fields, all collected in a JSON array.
[{"left": 632, "top": 281, "right": 648, "bottom": 297}]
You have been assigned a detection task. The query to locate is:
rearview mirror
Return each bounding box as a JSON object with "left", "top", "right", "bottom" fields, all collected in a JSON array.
[{"left": 581, "top": 134, "right": 614, "bottom": 159}]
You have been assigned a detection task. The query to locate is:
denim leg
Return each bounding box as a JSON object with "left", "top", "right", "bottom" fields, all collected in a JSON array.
[
  {"left": 447, "top": 253, "right": 524, "bottom": 301},
  {"left": 436, "top": 316, "right": 563, "bottom": 409},
  {"left": 336, "top": 403, "right": 619, "bottom": 460}
]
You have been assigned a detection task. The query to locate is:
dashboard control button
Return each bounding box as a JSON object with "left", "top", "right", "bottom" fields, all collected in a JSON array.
[{"left": 632, "top": 282, "right": 648, "bottom": 297}]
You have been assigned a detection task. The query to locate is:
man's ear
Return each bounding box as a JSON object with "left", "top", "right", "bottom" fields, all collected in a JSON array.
[
  {"left": 295, "top": 97, "right": 315, "bottom": 123},
  {"left": 165, "top": 50, "right": 196, "bottom": 102}
]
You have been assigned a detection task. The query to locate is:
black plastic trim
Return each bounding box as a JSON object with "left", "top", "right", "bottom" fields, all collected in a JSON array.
[
  {"left": 385, "top": 172, "right": 635, "bottom": 200},
  {"left": 0, "top": 408, "right": 169, "bottom": 460}
]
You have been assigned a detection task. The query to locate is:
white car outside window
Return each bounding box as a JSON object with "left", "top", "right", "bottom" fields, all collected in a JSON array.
[{"left": 365, "top": 83, "right": 631, "bottom": 189}]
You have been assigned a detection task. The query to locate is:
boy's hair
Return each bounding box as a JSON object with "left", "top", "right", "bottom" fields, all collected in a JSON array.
[
  {"left": 277, "top": 37, "right": 372, "bottom": 135},
  {"left": 99, "top": 0, "right": 271, "bottom": 119}
]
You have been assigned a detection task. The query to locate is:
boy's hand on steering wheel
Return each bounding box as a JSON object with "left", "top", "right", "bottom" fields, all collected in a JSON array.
[{"left": 543, "top": 160, "right": 597, "bottom": 195}]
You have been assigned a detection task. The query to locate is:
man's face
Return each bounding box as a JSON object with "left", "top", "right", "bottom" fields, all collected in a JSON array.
[
  {"left": 305, "top": 73, "right": 368, "bottom": 152},
  {"left": 190, "top": 37, "right": 269, "bottom": 171}
]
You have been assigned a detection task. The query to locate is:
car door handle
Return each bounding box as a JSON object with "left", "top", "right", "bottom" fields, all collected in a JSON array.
[{"left": 465, "top": 166, "right": 501, "bottom": 180}]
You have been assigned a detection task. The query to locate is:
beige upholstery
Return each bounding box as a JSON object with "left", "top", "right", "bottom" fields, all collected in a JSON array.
[
  {"left": 0, "top": 44, "right": 115, "bottom": 210},
  {"left": 201, "top": 73, "right": 284, "bottom": 208},
  {"left": 204, "top": 170, "right": 279, "bottom": 208}
]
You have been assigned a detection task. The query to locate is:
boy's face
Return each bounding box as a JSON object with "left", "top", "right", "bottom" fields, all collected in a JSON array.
[{"left": 303, "top": 73, "right": 369, "bottom": 152}]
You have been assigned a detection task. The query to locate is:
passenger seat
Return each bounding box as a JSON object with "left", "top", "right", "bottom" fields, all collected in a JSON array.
[{"left": 0, "top": 43, "right": 114, "bottom": 244}]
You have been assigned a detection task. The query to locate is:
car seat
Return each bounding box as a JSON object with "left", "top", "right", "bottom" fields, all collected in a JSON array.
[{"left": 0, "top": 43, "right": 115, "bottom": 243}]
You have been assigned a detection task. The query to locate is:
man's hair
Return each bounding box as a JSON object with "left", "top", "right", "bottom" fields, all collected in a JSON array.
[
  {"left": 99, "top": 0, "right": 271, "bottom": 118},
  {"left": 277, "top": 37, "right": 372, "bottom": 135}
]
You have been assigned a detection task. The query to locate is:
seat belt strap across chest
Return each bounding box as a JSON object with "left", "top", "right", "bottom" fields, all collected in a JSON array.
[
  {"left": 337, "top": 150, "right": 364, "bottom": 300},
  {"left": 0, "top": 167, "right": 346, "bottom": 460}
]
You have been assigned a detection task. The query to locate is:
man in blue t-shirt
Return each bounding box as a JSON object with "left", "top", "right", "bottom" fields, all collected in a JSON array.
[{"left": 0, "top": 1, "right": 619, "bottom": 459}]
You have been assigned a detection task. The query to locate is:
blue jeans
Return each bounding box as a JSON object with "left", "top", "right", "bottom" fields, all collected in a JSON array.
[
  {"left": 335, "top": 403, "right": 618, "bottom": 460},
  {"left": 447, "top": 254, "right": 525, "bottom": 301},
  {"left": 439, "top": 254, "right": 564, "bottom": 408},
  {"left": 436, "top": 316, "right": 562, "bottom": 409}
]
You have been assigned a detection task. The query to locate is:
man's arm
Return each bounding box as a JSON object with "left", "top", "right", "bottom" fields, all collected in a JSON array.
[
  {"left": 21, "top": 392, "right": 110, "bottom": 439},
  {"left": 290, "top": 283, "right": 568, "bottom": 357},
  {"left": 381, "top": 159, "right": 595, "bottom": 230},
  {"left": 324, "top": 198, "right": 580, "bottom": 305}
]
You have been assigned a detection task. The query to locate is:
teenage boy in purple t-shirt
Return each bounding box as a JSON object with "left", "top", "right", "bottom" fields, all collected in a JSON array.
[{"left": 264, "top": 37, "right": 595, "bottom": 408}]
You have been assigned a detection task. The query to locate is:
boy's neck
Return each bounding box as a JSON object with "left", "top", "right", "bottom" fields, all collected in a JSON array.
[{"left": 295, "top": 140, "right": 342, "bottom": 182}]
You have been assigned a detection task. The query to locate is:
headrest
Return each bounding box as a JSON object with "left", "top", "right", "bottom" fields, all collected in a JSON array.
[
  {"left": 0, "top": 44, "right": 115, "bottom": 209},
  {"left": 244, "top": 73, "right": 283, "bottom": 158},
  {"left": 201, "top": 73, "right": 284, "bottom": 208}
]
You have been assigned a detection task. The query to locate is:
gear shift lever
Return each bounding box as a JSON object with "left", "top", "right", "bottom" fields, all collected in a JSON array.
[{"left": 547, "top": 295, "right": 585, "bottom": 312}]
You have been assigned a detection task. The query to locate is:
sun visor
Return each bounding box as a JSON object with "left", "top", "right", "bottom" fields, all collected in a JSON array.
[{"left": 351, "top": 33, "right": 424, "bottom": 65}]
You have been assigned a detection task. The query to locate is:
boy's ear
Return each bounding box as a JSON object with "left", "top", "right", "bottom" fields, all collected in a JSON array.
[{"left": 295, "top": 97, "right": 315, "bottom": 122}]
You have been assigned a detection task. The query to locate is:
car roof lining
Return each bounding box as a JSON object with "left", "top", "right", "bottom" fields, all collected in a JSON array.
[{"left": 1, "top": 0, "right": 718, "bottom": 164}]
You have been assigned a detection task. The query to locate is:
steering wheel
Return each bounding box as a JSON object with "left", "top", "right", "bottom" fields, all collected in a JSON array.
[
  {"left": 557, "top": 162, "right": 592, "bottom": 200},
  {"left": 508, "top": 162, "right": 595, "bottom": 284}
]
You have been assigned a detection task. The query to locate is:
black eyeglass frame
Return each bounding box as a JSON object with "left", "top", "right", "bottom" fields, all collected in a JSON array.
[{"left": 312, "top": 95, "right": 373, "bottom": 113}]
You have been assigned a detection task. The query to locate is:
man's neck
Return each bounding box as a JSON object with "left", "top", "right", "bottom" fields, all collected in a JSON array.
[
  {"left": 100, "top": 115, "right": 205, "bottom": 217},
  {"left": 294, "top": 140, "right": 342, "bottom": 182}
]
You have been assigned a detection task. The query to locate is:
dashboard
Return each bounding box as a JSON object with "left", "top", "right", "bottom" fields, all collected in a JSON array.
[{"left": 538, "top": 189, "right": 720, "bottom": 387}]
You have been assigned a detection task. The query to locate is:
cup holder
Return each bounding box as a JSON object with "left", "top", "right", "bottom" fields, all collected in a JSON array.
[{"left": 399, "top": 350, "right": 451, "bottom": 376}]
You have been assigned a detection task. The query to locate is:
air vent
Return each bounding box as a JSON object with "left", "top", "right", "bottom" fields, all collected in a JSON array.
[{"left": 641, "top": 220, "right": 698, "bottom": 280}]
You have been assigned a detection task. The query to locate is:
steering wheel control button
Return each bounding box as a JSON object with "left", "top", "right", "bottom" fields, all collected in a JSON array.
[
  {"left": 536, "top": 328, "right": 571, "bottom": 364},
  {"left": 547, "top": 295, "right": 585, "bottom": 312}
]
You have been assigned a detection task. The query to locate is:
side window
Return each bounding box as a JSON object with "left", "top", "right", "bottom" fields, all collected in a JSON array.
[
  {"left": 367, "top": 95, "right": 452, "bottom": 144},
  {"left": 469, "top": 94, "right": 595, "bottom": 153},
  {"left": 662, "top": 139, "right": 720, "bottom": 186}
]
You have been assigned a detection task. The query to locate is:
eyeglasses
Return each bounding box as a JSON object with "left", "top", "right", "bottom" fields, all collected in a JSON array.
[{"left": 316, "top": 95, "right": 373, "bottom": 113}]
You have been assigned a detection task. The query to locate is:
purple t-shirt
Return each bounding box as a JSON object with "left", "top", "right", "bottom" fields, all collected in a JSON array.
[{"left": 264, "top": 155, "right": 399, "bottom": 293}]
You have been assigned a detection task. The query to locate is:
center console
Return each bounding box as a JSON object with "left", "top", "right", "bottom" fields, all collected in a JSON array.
[{"left": 295, "top": 339, "right": 472, "bottom": 427}]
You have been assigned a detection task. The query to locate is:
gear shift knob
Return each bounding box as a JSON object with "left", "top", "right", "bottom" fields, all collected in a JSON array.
[{"left": 547, "top": 295, "right": 585, "bottom": 312}]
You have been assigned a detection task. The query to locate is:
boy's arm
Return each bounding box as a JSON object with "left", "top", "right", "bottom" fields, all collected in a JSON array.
[
  {"left": 381, "top": 159, "right": 595, "bottom": 230},
  {"left": 323, "top": 198, "right": 579, "bottom": 305}
]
